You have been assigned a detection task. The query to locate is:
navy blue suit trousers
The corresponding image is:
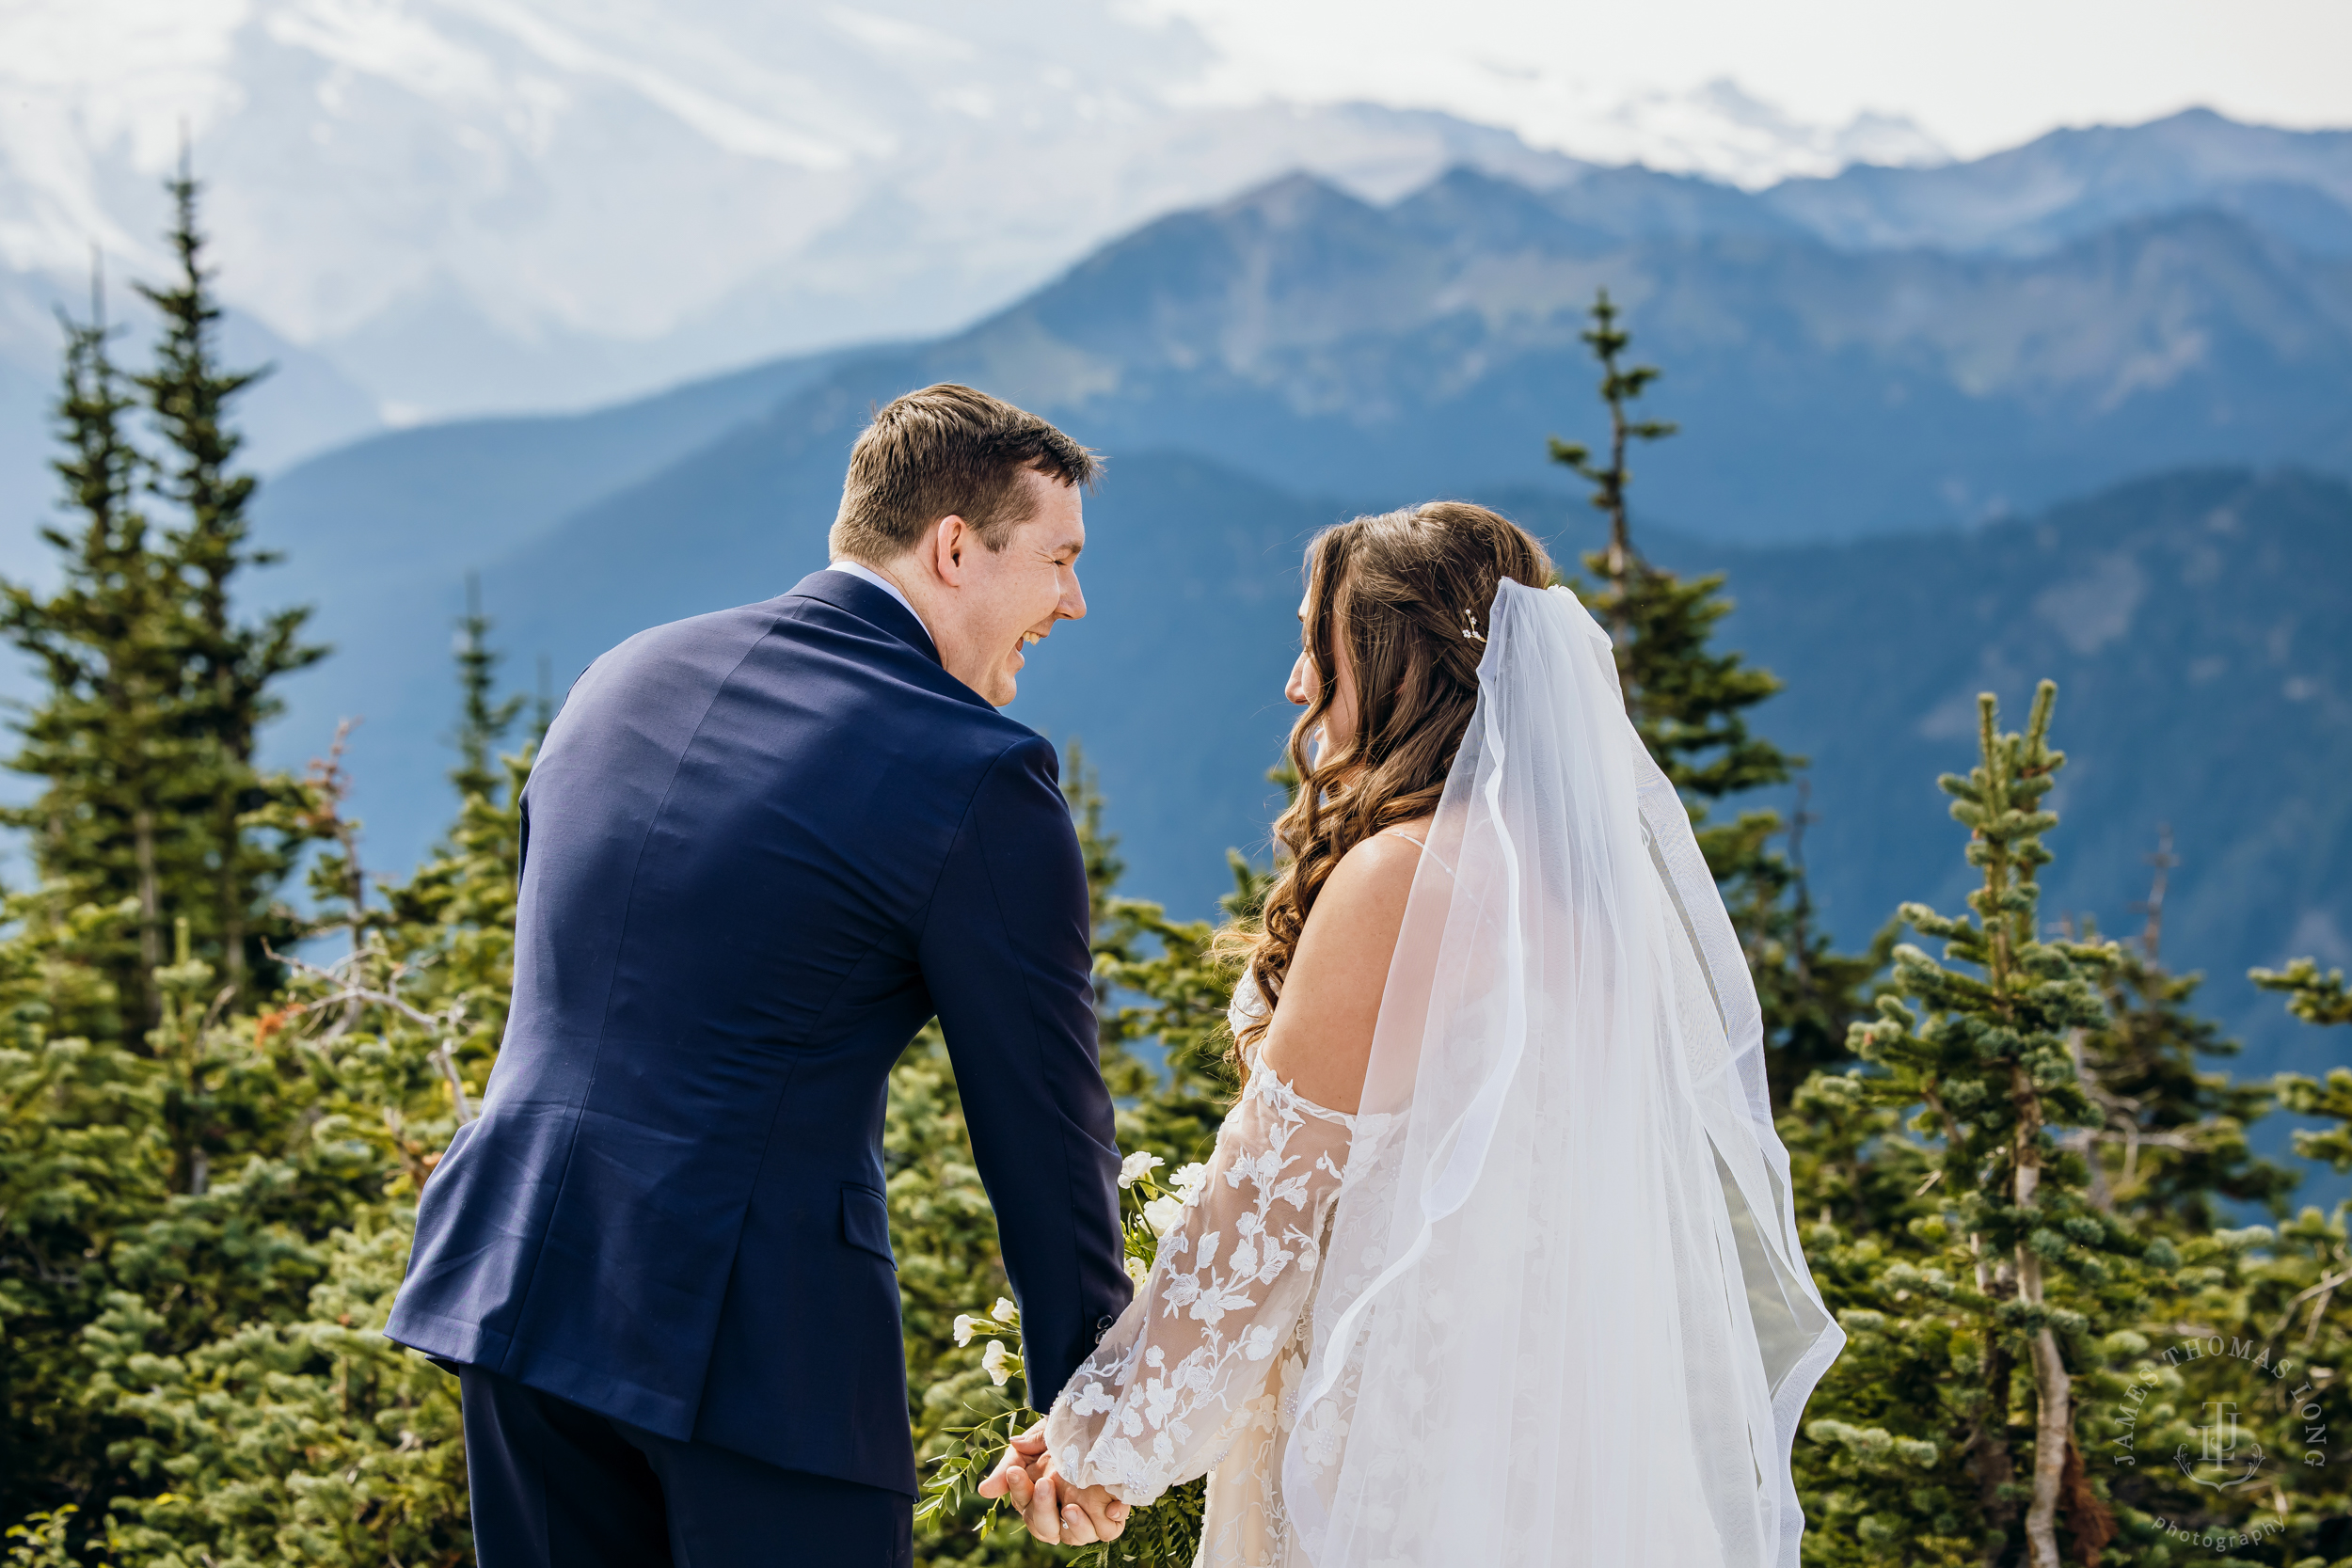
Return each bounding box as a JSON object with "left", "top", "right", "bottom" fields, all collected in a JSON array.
[
  {"left": 388, "top": 570, "right": 1130, "bottom": 1504},
  {"left": 462, "top": 1365, "right": 912, "bottom": 1567}
]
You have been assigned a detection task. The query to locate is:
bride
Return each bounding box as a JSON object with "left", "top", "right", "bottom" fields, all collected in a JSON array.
[{"left": 983, "top": 501, "right": 1844, "bottom": 1566}]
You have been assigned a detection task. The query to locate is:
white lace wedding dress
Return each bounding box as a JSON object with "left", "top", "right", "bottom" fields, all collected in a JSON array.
[
  {"left": 1041, "top": 582, "right": 1843, "bottom": 1568},
  {"left": 1042, "top": 973, "right": 1370, "bottom": 1568}
]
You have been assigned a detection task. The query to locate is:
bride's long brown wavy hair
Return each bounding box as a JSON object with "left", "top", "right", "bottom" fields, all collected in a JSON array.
[{"left": 1222, "top": 501, "right": 1552, "bottom": 1064}]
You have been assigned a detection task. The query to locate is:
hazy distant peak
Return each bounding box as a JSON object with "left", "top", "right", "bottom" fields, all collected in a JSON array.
[
  {"left": 1638, "top": 77, "right": 1953, "bottom": 184},
  {"left": 1764, "top": 106, "right": 2352, "bottom": 257},
  {"left": 1207, "top": 170, "right": 1374, "bottom": 227},
  {"left": 1426, "top": 72, "right": 1952, "bottom": 192}
]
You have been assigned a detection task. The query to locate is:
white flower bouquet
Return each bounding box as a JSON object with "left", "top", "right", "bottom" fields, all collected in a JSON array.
[{"left": 916, "top": 1147, "right": 1209, "bottom": 1565}]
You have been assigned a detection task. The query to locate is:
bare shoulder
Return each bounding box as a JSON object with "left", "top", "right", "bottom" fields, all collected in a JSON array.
[
  {"left": 1260, "top": 822, "right": 1438, "bottom": 1111},
  {"left": 1309, "top": 827, "right": 1427, "bottom": 931}
]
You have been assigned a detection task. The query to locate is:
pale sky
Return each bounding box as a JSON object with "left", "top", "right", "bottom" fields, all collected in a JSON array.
[{"left": 1139, "top": 0, "right": 2352, "bottom": 159}]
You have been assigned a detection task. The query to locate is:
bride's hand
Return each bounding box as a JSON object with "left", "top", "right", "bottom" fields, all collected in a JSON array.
[{"left": 977, "top": 1424, "right": 1127, "bottom": 1544}]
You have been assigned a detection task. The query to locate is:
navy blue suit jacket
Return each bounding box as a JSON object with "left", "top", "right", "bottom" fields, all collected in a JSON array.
[{"left": 386, "top": 570, "right": 1131, "bottom": 1495}]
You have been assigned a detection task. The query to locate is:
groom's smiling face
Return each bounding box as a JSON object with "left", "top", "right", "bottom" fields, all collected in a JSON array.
[{"left": 949, "top": 467, "right": 1089, "bottom": 706}]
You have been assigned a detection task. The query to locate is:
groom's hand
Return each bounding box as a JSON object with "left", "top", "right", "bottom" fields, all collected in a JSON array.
[
  {"left": 977, "top": 1433, "right": 1052, "bottom": 1539},
  {"left": 977, "top": 1426, "right": 1057, "bottom": 1536},
  {"left": 978, "top": 1426, "right": 1127, "bottom": 1545}
]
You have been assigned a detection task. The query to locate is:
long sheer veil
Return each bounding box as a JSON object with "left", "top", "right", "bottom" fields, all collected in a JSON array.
[{"left": 1279, "top": 582, "right": 1843, "bottom": 1567}]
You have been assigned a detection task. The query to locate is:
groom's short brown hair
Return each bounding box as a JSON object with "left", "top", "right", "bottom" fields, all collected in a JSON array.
[{"left": 830, "top": 384, "right": 1098, "bottom": 562}]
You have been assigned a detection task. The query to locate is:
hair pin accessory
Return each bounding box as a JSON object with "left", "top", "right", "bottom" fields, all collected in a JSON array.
[{"left": 1462, "top": 610, "right": 1486, "bottom": 643}]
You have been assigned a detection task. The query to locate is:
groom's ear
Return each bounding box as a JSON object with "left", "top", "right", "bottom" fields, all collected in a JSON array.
[{"left": 930, "top": 514, "right": 974, "bottom": 582}]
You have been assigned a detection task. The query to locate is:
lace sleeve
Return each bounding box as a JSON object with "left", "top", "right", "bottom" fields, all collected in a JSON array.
[{"left": 1041, "top": 1066, "right": 1354, "bottom": 1505}]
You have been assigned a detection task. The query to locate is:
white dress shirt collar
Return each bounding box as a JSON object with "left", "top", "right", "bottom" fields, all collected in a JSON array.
[{"left": 827, "top": 559, "right": 920, "bottom": 625}]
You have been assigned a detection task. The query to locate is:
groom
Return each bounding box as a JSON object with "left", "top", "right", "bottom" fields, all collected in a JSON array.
[{"left": 387, "top": 384, "right": 1133, "bottom": 1565}]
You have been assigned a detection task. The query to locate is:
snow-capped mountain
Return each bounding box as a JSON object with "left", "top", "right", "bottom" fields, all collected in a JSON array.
[{"left": 0, "top": 0, "right": 1943, "bottom": 435}]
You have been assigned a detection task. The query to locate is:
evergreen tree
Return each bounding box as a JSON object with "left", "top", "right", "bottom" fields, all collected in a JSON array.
[
  {"left": 1547, "top": 288, "right": 1676, "bottom": 597},
  {"left": 2081, "top": 952, "right": 2352, "bottom": 1566},
  {"left": 1785, "top": 688, "right": 2352, "bottom": 1566},
  {"left": 0, "top": 217, "right": 351, "bottom": 1529},
  {"left": 0, "top": 271, "right": 181, "bottom": 1520},
  {"left": 133, "top": 154, "right": 326, "bottom": 990},
  {"left": 23, "top": 607, "right": 540, "bottom": 1567},
  {"left": 0, "top": 264, "right": 190, "bottom": 1043},
  {"left": 2065, "top": 860, "right": 2295, "bottom": 1227},
  {"left": 2258, "top": 949, "right": 2352, "bottom": 1354},
  {"left": 4, "top": 162, "right": 323, "bottom": 1044},
  {"left": 0, "top": 886, "right": 173, "bottom": 1529},
  {"left": 1808, "top": 683, "right": 2158, "bottom": 1568},
  {"left": 449, "top": 575, "right": 527, "bottom": 807},
  {"left": 2256, "top": 955, "right": 2352, "bottom": 1184},
  {"left": 1548, "top": 289, "right": 1784, "bottom": 811},
  {"left": 2254, "top": 957, "right": 2352, "bottom": 1030},
  {"left": 1548, "top": 290, "right": 1873, "bottom": 1101},
  {"left": 0, "top": 182, "right": 470, "bottom": 1549}
]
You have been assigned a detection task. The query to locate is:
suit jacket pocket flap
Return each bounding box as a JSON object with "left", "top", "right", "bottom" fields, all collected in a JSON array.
[{"left": 841, "top": 1183, "right": 895, "bottom": 1268}]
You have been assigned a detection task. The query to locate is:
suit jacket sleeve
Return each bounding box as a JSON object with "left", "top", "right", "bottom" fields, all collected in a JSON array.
[{"left": 918, "top": 735, "right": 1132, "bottom": 1402}]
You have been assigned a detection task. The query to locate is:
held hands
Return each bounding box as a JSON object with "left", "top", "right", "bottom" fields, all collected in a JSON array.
[{"left": 976, "top": 1424, "right": 1129, "bottom": 1545}]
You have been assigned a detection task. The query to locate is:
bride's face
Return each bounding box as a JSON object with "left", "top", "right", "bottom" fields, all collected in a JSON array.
[{"left": 1286, "top": 594, "right": 1359, "bottom": 756}]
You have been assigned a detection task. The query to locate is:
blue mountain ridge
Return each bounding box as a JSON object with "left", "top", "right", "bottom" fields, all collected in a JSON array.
[
  {"left": 1760, "top": 108, "right": 2352, "bottom": 258},
  {"left": 197, "top": 113, "right": 2351, "bottom": 1121},
  {"left": 252, "top": 109, "right": 2352, "bottom": 583},
  {"left": 1647, "top": 466, "right": 2352, "bottom": 1086},
  {"left": 251, "top": 440, "right": 2351, "bottom": 1084}
]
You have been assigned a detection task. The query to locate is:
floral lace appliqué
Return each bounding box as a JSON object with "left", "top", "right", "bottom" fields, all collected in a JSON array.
[{"left": 1042, "top": 1062, "right": 1355, "bottom": 1537}]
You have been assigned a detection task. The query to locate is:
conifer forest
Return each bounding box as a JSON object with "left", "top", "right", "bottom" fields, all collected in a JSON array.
[{"left": 3, "top": 177, "right": 2348, "bottom": 1568}]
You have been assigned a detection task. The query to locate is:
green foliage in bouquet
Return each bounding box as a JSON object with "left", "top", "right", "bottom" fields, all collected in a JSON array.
[
  {"left": 913, "top": 1296, "right": 1034, "bottom": 1537},
  {"left": 916, "top": 1159, "right": 1210, "bottom": 1568}
]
